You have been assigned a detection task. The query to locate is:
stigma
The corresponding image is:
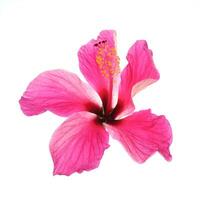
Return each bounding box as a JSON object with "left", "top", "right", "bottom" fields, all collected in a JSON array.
[{"left": 94, "top": 40, "right": 120, "bottom": 78}]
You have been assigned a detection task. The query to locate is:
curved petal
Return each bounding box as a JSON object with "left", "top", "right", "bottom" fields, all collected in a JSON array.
[
  {"left": 114, "top": 41, "right": 160, "bottom": 118},
  {"left": 19, "top": 70, "right": 102, "bottom": 117},
  {"left": 78, "top": 30, "right": 120, "bottom": 113},
  {"left": 106, "top": 110, "right": 172, "bottom": 163},
  {"left": 49, "top": 112, "right": 109, "bottom": 176}
]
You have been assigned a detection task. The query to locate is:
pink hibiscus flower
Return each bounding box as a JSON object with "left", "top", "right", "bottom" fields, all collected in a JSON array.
[{"left": 19, "top": 30, "right": 172, "bottom": 176}]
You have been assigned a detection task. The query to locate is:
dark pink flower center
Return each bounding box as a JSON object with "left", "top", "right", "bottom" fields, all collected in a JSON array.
[
  {"left": 87, "top": 100, "right": 124, "bottom": 125},
  {"left": 97, "top": 109, "right": 115, "bottom": 123}
]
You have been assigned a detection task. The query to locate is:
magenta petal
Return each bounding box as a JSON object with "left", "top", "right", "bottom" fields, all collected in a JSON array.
[
  {"left": 115, "top": 41, "right": 160, "bottom": 118},
  {"left": 19, "top": 70, "right": 102, "bottom": 117},
  {"left": 78, "top": 30, "right": 120, "bottom": 113},
  {"left": 49, "top": 112, "right": 109, "bottom": 176},
  {"left": 106, "top": 110, "right": 172, "bottom": 163}
]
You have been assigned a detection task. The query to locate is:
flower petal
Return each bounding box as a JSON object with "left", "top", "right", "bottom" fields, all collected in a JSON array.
[
  {"left": 114, "top": 41, "right": 160, "bottom": 118},
  {"left": 49, "top": 112, "right": 109, "bottom": 176},
  {"left": 106, "top": 110, "right": 172, "bottom": 163},
  {"left": 78, "top": 30, "right": 120, "bottom": 113},
  {"left": 19, "top": 70, "right": 101, "bottom": 117}
]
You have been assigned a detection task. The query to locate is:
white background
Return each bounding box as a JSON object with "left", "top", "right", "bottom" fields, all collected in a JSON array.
[{"left": 0, "top": 0, "right": 200, "bottom": 199}]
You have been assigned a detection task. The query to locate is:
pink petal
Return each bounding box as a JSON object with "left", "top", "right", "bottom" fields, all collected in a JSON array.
[
  {"left": 106, "top": 109, "right": 172, "bottom": 163},
  {"left": 19, "top": 70, "right": 101, "bottom": 117},
  {"left": 78, "top": 30, "right": 120, "bottom": 113},
  {"left": 49, "top": 112, "right": 109, "bottom": 176},
  {"left": 114, "top": 41, "right": 160, "bottom": 118}
]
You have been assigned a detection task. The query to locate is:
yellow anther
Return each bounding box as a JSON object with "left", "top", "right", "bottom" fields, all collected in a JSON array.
[
  {"left": 107, "top": 61, "right": 112, "bottom": 66},
  {"left": 95, "top": 43, "right": 120, "bottom": 78}
]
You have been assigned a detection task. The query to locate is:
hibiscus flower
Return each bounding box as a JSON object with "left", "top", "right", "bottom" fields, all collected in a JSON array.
[{"left": 19, "top": 30, "right": 172, "bottom": 176}]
